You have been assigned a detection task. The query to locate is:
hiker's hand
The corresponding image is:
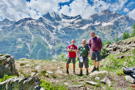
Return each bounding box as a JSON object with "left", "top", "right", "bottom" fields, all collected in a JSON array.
[
  {"left": 77, "top": 57, "right": 79, "bottom": 61},
  {"left": 67, "top": 49, "right": 72, "bottom": 52},
  {"left": 72, "top": 49, "right": 77, "bottom": 52}
]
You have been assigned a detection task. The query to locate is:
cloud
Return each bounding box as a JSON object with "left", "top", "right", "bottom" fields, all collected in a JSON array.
[
  {"left": 124, "top": 8, "right": 129, "bottom": 12},
  {"left": 128, "top": 9, "right": 135, "bottom": 20},
  {"left": 59, "top": 0, "right": 110, "bottom": 18},
  {"left": 0, "top": 0, "right": 134, "bottom": 21},
  {"left": 0, "top": 0, "right": 59, "bottom": 21}
]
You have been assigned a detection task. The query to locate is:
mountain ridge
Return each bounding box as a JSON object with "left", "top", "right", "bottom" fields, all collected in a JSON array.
[{"left": 0, "top": 10, "right": 135, "bottom": 59}]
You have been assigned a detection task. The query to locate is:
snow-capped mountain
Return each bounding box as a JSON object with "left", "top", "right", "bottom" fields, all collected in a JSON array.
[{"left": 0, "top": 10, "right": 135, "bottom": 59}]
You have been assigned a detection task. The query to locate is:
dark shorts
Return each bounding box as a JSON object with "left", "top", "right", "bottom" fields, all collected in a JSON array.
[
  {"left": 91, "top": 51, "right": 101, "bottom": 61},
  {"left": 67, "top": 57, "right": 76, "bottom": 64},
  {"left": 79, "top": 57, "right": 89, "bottom": 68}
]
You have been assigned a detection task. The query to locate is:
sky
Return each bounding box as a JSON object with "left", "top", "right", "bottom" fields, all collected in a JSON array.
[{"left": 0, "top": 0, "right": 135, "bottom": 21}]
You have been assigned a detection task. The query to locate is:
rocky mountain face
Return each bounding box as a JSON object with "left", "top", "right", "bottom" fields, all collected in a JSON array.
[
  {"left": 0, "top": 55, "right": 18, "bottom": 77},
  {"left": 106, "top": 37, "right": 135, "bottom": 54},
  {"left": 0, "top": 10, "right": 135, "bottom": 59},
  {"left": 0, "top": 54, "right": 41, "bottom": 90},
  {"left": 0, "top": 76, "right": 40, "bottom": 90}
]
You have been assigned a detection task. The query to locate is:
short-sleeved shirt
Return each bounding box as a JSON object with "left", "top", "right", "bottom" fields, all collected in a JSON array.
[
  {"left": 89, "top": 37, "right": 102, "bottom": 51},
  {"left": 67, "top": 44, "right": 77, "bottom": 58},
  {"left": 78, "top": 44, "right": 90, "bottom": 57}
]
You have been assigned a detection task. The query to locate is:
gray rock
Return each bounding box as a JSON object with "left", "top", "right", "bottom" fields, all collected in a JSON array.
[
  {"left": 95, "top": 77, "right": 100, "bottom": 80},
  {"left": 86, "top": 81, "right": 98, "bottom": 86},
  {"left": 89, "top": 71, "right": 108, "bottom": 77},
  {"left": 101, "top": 77, "right": 112, "bottom": 87},
  {"left": 0, "top": 76, "right": 40, "bottom": 90},
  {"left": 69, "top": 85, "right": 83, "bottom": 88},
  {"left": 117, "top": 55, "right": 125, "bottom": 59},
  {"left": 47, "top": 71, "right": 53, "bottom": 74},
  {"left": 106, "top": 38, "right": 135, "bottom": 54},
  {"left": 0, "top": 55, "right": 18, "bottom": 77},
  {"left": 125, "top": 75, "right": 134, "bottom": 83}
]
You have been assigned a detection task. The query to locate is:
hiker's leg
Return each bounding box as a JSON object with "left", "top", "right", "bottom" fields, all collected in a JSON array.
[
  {"left": 72, "top": 58, "right": 76, "bottom": 74},
  {"left": 95, "top": 51, "right": 101, "bottom": 71},
  {"left": 91, "top": 51, "right": 97, "bottom": 72},
  {"left": 91, "top": 51, "right": 96, "bottom": 67},
  {"left": 79, "top": 68, "right": 83, "bottom": 76},
  {"left": 73, "top": 64, "right": 75, "bottom": 73},
  {"left": 66, "top": 64, "right": 69, "bottom": 74},
  {"left": 79, "top": 60, "right": 83, "bottom": 76},
  {"left": 91, "top": 60, "right": 97, "bottom": 72},
  {"left": 84, "top": 57, "right": 89, "bottom": 75},
  {"left": 66, "top": 58, "right": 71, "bottom": 74},
  {"left": 96, "top": 61, "right": 100, "bottom": 68},
  {"left": 95, "top": 61, "right": 100, "bottom": 71},
  {"left": 93, "top": 60, "right": 96, "bottom": 67},
  {"left": 86, "top": 68, "right": 89, "bottom": 75}
]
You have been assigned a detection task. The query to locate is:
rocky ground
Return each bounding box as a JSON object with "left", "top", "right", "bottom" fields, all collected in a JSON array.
[{"left": 15, "top": 59, "right": 132, "bottom": 90}]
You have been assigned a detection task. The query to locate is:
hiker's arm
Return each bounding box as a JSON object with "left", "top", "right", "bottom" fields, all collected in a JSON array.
[
  {"left": 67, "top": 48, "right": 72, "bottom": 52},
  {"left": 72, "top": 49, "right": 77, "bottom": 52},
  {"left": 77, "top": 49, "right": 80, "bottom": 60},
  {"left": 99, "top": 38, "right": 102, "bottom": 50},
  {"left": 88, "top": 40, "right": 91, "bottom": 48}
]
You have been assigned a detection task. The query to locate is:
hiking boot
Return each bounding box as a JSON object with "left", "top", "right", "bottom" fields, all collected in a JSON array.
[
  {"left": 66, "top": 69, "right": 69, "bottom": 74},
  {"left": 96, "top": 67, "right": 99, "bottom": 71},
  {"left": 86, "top": 70, "right": 89, "bottom": 75},
  {"left": 91, "top": 67, "right": 96, "bottom": 72},
  {"left": 79, "top": 70, "right": 83, "bottom": 76},
  {"left": 73, "top": 71, "right": 76, "bottom": 74}
]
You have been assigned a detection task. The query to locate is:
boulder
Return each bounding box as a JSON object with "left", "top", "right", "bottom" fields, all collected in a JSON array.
[
  {"left": 86, "top": 81, "right": 98, "bottom": 86},
  {"left": 89, "top": 71, "right": 108, "bottom": 77},
  {"left": 0, "top": 55, "right": 18, "bottom": 77},
  {"left": 0, "top": 76, "right": 40, "bottom": 90},
  {"left": 125, "top": 76, "right": 134, "bottom": 83},
  {"left": 105, "top": 38, "right": 135, "bottom": 54},
  {"left": 101, "top": 77, "right": 112, "bottom": 87}
]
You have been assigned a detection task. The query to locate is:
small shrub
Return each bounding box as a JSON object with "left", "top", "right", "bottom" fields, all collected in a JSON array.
[
  {"left": 0, "top": 75, "right": 16, "bottom": 82},
  {"left": 131, "top": 24, "right": 135, "bottom": 37},
  {"left": 40, "top": 80, "right": 67, "bottom": 90},
  {"left": 20, "top": 63, "right": 26, "bottom": 66},
  {"left": 56, "top": 54, "right": 67, "bottom": 61},
  {"left": 101, "top": 48, "right": 109, "bottom": 59},
  {"left": 116, "top": 69, "right": 124, "bottom": 76},
  {"left": 122, "top": 32, "right": 130, "bottom": 40}
]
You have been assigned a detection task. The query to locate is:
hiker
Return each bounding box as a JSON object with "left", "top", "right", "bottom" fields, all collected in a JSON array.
[
  {"left": 66, "top": 40, "right": 77, "bottom": 74},
  {"left": 78, "top": 39, "right": 90, "bottom": 76},
  {"left": 89, "top": 32, "right": 102, "bottom": 72}
]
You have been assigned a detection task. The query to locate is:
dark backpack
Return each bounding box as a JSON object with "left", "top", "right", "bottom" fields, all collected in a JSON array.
[{"left": 123, "top": 67, "right": 135, "bottom": 79}]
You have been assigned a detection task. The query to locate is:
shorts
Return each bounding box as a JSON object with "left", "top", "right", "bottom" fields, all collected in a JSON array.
[
  {"left": 79, "top": 57, "right": 89, "bottom": 68},
  {"left": 91, "top": 51, "right": 101, "bottom": 61},
  {"left": 67, "top": 57, "right": 76, "bottom": 64}
]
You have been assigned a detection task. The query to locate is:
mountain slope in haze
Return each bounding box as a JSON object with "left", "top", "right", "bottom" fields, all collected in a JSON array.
[{"left": 0, "top": 10, "right": 135, "bottom": 59}]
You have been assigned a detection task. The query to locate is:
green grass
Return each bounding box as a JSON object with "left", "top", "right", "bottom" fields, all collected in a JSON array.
[
  {"left": 40, "top": 80, "right": 67, "bottom": 90},
  {"left": 101, "top": 49, "right": 135, "bottom": 73},
  {"left": 0, "top": 75, "right": 16, "bottom": 82}
]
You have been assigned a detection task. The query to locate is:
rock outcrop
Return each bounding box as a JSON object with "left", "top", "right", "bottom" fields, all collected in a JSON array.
[
  {"left": 106, "top": 37, "right": 135, "bottom": 54},
  {"left": 0, "top": 55, "right": 41, "bottom": 90},
  {"left": 0, "top": 54, "right": 18, "bottom": 77},
  {"left": 0, "top": 76, "right": 40, "bottom": 90}
]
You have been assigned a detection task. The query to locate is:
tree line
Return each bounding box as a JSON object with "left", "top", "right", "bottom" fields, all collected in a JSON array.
[{"left": 122, "top": 24, "right": 135, "bottom": 40}]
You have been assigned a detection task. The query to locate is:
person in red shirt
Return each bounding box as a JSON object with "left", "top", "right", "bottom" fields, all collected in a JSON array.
[{"left": 66, "top": 40, "right": 77, "bottom": 74}]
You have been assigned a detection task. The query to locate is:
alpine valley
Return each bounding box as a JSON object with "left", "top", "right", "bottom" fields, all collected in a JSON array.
[{"left": 0, "top": 10, "right": 135, "bottom": 59}]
